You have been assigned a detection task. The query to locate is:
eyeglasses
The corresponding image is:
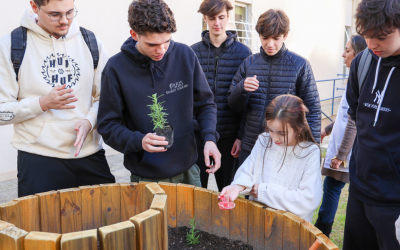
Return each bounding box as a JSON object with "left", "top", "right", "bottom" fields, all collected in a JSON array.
[{"left": 38, "top": 5, "right": 78, "bottom": 22}]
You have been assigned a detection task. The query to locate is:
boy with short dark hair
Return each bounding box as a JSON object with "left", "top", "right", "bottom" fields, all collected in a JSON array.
[
  {"left": 227, "top": 9, "right": 321, "bottom": 165},
  {"left": 344, "top": 0, "right": 400, "bottom": 249},
  {"left": 97, "top": 0, "right": 221, "bottom": 186},
  {"left": 191, "top": 0, "right": 252, "bottom": 190}
]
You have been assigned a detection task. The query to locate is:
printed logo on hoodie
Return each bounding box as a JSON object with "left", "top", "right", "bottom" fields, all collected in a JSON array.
[
  {"left": 166, "top": 80, "right": 188, "bottom": 95},
  {"left": 363, "top": 90, "right": 392, "bottom": 113},
  {"left": 41, "top": 53, "right": 80, "bottom": 88}
]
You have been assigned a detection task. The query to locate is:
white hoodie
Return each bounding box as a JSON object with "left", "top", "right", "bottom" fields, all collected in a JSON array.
[{"left": 0, "top": 9, "right": 108, "bottom": 158}]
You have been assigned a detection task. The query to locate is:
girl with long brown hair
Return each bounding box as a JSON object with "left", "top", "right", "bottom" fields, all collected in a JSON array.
[{"left": 221, "top": 94, "right": 322, "bottom": 221}]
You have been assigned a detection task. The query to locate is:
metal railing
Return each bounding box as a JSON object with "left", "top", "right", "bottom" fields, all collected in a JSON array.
[{"left": 317, "top": 74, "right": 349, "bottom": 122}]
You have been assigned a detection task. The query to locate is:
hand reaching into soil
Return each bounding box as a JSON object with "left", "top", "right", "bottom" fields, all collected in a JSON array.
[
  {"left": 220, "top": 185, "right": 245, "bottom": 202},
  {"left": 142, "top": 133, "right": 169, "bottom": 153}
]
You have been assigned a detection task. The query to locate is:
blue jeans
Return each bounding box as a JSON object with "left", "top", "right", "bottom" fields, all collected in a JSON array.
[{"left": 318, "top": 176, "right": 346, "bottom": 224}]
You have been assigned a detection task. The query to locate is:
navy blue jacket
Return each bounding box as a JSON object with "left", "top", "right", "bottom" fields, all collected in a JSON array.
[
  {"left": 347, "top": 50, "right": 400, "bottom": 206},
  {"left": 97, "top": 38, "right": 218, "bottom": 179},
  {"left": 227, "top": 44, "right": 321, "bottom": 152},
  {"left": 191, "top": 31, "right": 252, "bottom": 139}
]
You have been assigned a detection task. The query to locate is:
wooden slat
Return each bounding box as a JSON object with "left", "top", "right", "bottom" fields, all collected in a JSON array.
[
  {"left": 14, "top": 195, "right": 40, "bottom": 232},
  {"left": 99, "top": 221, "right": 136, "bottom": 250},
  {"left": 193, "top": 187, "right": 213, "bottom": 233},
  {"left": 229, "top": 197, "right": 248, "bottom": 243},
  {"left": 24, "top": 231, "right": 61, "bottom": 250},
  {"left": 79, "top": 185, "right": 102, "bottom": 230},
  {"left": 283, "top": 213, "right": 305, "bottom": 250},
  {"left": 0, "top": 201, "right": 19, "bottom": 226},
  {"left": 300, "top": 221, "right": 323, "bottom": 250},
  {"left": 316, "top": 234, "right": 339, "bottom": 250},
  {"left": 150, "top": 194, "right": 168, "bottom": 250},
  {"left": 137, "top": 182, "right": 153, "bottom": 214},
  {"left": 158, "top": 182, "right": 177, "bottom": 227},
  {"left": 247, "top": 201, "right": 265, "bottom": 249},
  {"left": 144, "top": 183, "right": 165, "bottom": 211},
  {"left": 211, "top": 191, "right": 230, "bottom": 238},
  {"left": 176, "top": 184, "right": 195, "bottom": 227},
  {"left": 120, "top": 183, "right": 139, "bottom": 221},
  {"left": 130, "top": 209, "right": 162, "bottom": 250},
  {"left": 0, "top": 220, "right": 14, "bottom": 231},
  {"left": 59, "top": 188, "right": 83, "bottom": 234},
  {"left": 265, "top": 208, "right": 286, "bottom": 250},
  {"left": 0, "top": 226, "right": 28, "bottom": 250},
  {"left": 35, "top": 191, "right": 61, "bottom": 233},
  {"left": 100, "top": 183, "right": 121, "bottom": 227},
  {"left": 61, "top": 229, "right": 97, "bottom": 250}
]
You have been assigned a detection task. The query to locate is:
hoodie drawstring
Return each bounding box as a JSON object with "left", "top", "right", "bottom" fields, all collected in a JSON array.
[
  {"left": 150, "top": 61, "right": 166, "bottom": 87},
  {"left": 373, "top": 66, "right": 395, "bottom": 127},
  {"left": 63, "top": 37, "right": 74, "bottom": 79},
  {"left": 371, "top": 57, "right": 382, "bottom": 94}
]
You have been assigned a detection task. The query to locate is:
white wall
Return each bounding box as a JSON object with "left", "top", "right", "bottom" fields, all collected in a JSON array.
[{"left": 0, "top": 0, "right": 352, "bottom": 181}]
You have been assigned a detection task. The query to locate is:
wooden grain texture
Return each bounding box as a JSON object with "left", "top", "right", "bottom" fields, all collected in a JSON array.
[
  {"left": 193, "top": 187, "right": 213, "bottom": 233},
  {"left": 79, "top": 185, "right": 102, "bottom": 230},
  {"left": 120, "top": 183, "right": 139, "bottom": 221},
  {"left": 150, "top": 194, "right": 168, "bottom": 250},
  {"left": 137, "top": 182, "right": 153, "bottom": 214},
  {"left": 61, "top": 229, "right": 97, "bottom": 250},
  {"left": 24, "top": 231, "right": 61, "bottom": 250},
  {"left": 14, "top": 195, "right": 40, "bottom": 232},
  {"left": 59, "top": 188, "right": 83, "bottom": 234},
  {"left": 300, "top": 221, "right": 323, "bottom": 250},
  {"left": 316, "top": 234, "right": 339, "bottom": 250},
  {"left": 35, "top": 191, "right": 61, "bottom": 233},
  {"left": 158, "top": 182, "right": 177, "bottom": 227},
  {"left": 144, "top": 183, "right": 165, "bottom": 211},
  {"left": 265, "top": 208, "right": 286, "bottom": 250},
  {"left": 0, "top": 226, "right": 28, "bottom": 250},
  {"left": 176, "top": 184, "right": 195, "bottom": 228},
  {"left": 99, "top": 221, "right": 136, "bottom": 250},
  {"left": 247, "top": 201, "right": 265, "bottom": 250},
  {"left": 100, "top": 183, "right": 121, "bottom": 227},
  {"left": 130, "top": 209, "right": 162, "bottom": 250},
  {"left": 211, "top": 192, "right": 230, "bottom": 238},
  {"left": 283, "top": 213, "right": 305, "bottom": 250},
  {"left": 0, "top": 201, "right": 19, "bottom": 226},
  {"left": 229, "top": 197, "right": 248, "bottom": 243},
  {"left": 0, "top": 219, "right": 14, "bottom": 231}
]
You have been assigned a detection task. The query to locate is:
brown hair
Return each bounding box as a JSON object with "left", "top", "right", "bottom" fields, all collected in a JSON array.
[
  {"left": 128, "top": 0, "right": 177, "bottom": 35},
  {"left": 256, "top": 9, "right": 290, "bottom": 38},
  {"left": 33, "top": 0, "right": 74, "bottom": 6},
  {"left": 198, "top": 0, "right": 233, "bottom": 17},
  {"left": 261, "top": 94, "right": 318, "bottom": 172},
  {"left": 355, "top": 0, "right": 400, "bottom": 38}
]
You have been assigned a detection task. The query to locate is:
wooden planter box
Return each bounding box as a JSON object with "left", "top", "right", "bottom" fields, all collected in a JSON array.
[{"left": 0, "top": 182, "right": 338, "bottom": 250}]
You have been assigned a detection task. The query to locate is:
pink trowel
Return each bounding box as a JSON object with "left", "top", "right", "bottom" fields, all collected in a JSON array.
[{"left": 217, "top": 195, "right": 236, "bottom": 210}]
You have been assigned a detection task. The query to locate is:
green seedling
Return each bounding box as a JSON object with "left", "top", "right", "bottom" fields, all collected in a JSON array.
[
  {"left": 148, "top": 93, "right": 168, "bottom": 130},
  {"left": 186, "top": 216, "right": 200, "bottom": 245}
]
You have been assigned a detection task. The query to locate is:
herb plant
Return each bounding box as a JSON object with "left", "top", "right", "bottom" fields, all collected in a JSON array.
[
  {"left": 148, "top": 93, "right": 168, "bottom": 130},
  {"left": 186, "top": 216, "right": 200, "bottom": 245}
]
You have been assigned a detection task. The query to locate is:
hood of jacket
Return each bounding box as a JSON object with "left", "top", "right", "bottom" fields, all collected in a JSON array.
[{"left": 260, "top": 43, "right": 288, "bottom": 62}]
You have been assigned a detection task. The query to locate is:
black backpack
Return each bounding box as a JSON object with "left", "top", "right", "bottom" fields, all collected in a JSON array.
[{"left": 11, "top": 26, "right": 99, "bottom": 81}]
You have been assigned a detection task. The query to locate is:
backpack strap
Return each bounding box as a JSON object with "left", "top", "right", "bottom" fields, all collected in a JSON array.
[
  {"left": 80, "top": 27, "right": 99, "bottom": 69},
  {"left": 11, "top": 26, "right": 27, "bottom": 82},
  {"left": 357, "top": 48, "right": 373, "bottom": 93}
]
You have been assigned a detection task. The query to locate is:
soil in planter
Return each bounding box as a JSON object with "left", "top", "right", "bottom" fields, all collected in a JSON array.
[{"left": 168, "top": 227, "right": 254, "bottom": 250}]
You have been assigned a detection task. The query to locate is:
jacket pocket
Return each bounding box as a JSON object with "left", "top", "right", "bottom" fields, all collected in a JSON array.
[
  {"left": 354, "top": 143, "right": 400, "bottom": 201},
  {"left": 138, "top": 132, "right": 198, "bottom": 178}
]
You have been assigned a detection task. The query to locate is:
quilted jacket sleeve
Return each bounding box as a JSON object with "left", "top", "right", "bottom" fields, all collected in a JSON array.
[
  {"left": 227, "top": 59, "right": 250, "bottom": 112},
  {"left": 296, "top": 60, "right": 321, "bottom": 144}
]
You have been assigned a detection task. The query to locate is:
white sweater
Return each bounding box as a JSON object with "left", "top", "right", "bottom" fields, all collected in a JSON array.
[
  {"left": 0, "top": 9, "right": 108, "bottom": 158},
  {"left": 231, "top": 133, "right": 322, "bottom": 222}
]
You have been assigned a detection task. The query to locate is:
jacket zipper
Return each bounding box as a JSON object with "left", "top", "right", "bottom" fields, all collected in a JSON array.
[
  {"left": 214, "top": 56, "right": 219, "bottom": 98},
  {"left": 260, "top": 60, "right": 273, "bottom": 132}
]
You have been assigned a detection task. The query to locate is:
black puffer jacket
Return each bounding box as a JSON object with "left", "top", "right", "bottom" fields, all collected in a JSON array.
[
  {"left": 227, "top": 44, "right": 321, "bottom": 152},
  {"left": 191, "top": 31, "right": 252, "bottom": 139}
]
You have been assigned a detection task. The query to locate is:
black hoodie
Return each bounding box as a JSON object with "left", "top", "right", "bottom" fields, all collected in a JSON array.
[
  {"left": 97, "top": 38, "right": 218, "bottom": 179},
  {"left": 191, "top": 31, "right": 252, "bottom": 139},
  {"left": 347, "top": 49, "right": 400, "bottom": 206}
]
